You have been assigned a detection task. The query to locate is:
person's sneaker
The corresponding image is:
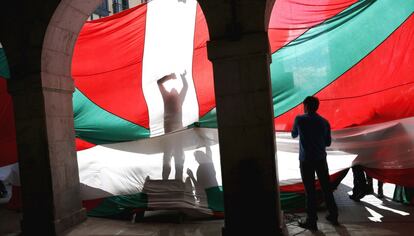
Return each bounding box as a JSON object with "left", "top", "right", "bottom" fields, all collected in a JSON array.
[
  {"left": 325, "top": 215, "right": 339, "bottom": 226},
  {"left": 298, "top": 219, "right": 318, "bottom": 231},
  {"left": 349, "top": 194, "right": 361, "bottom": 202}
]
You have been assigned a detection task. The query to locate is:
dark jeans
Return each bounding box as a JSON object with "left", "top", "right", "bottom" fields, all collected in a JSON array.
[
  {"left": 352, "top": 165, "right": 367, "bottom": 197},
  {"left": 367, "top": 176, "right": 383, "bottom": 190},
  {"left": 300, "top": 159, "right": 338, "bottom": 223},
  {"left": 352, "top": 165, "right": 383, "bottom": 197}
]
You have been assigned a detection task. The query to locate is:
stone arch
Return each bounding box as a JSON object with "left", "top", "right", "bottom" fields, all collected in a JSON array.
[{"left": 42, "top": 1, "right": 104, "bottom": 91}]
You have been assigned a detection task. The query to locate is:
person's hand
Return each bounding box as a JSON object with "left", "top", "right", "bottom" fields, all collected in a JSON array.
[
  {"left": 180, "top": 70, "right": 187, "bottom": 78},
  {"left": 158, "top": 73, "right": 175, "bottom": 84}
]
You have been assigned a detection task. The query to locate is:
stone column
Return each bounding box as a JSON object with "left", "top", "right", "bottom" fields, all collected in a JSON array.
[
  {"left": 207, "top": 33, "right": 282, "bottom": 235},
  {"left": 7, "top": 75, "right": 86, "bottom": 235},
  {"left": 0, "top": 1, "right": 94, "bottom": 234}
]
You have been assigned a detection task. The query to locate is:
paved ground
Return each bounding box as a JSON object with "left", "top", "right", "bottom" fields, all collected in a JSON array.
[{"left": 1, "top": 172, "right": 414, "bottom": 235}]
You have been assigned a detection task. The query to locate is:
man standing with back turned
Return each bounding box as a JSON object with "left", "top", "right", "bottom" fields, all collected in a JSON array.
[{"left": 292, "top": 96, "right": 339, "bottom": 231}]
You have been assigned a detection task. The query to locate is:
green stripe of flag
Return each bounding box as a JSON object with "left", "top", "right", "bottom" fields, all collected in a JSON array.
[
  {"left": 74, "top": 88, "right": 150, "bottom": 144},
  {"left": 194, "top": 108, "right": 217, "bottom": 128},
  {"left": 87, "top": 193, "right": 148, "bottom": 217},
  {"left": 0, "top": 48, "right": 10, "bottom": 79}
]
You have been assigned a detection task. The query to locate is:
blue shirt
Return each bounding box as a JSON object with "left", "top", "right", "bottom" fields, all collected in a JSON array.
[{"left": 291, "top": 113, "right": 331, "bottom": 161}]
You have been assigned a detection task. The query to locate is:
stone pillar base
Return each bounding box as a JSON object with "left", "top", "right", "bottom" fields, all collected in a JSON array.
[
  {"left": 21, "top": 208, "right": 87, "bottom": 236},
  {"left": 55, "top": 207, "right": 87, "bottom": 235}
]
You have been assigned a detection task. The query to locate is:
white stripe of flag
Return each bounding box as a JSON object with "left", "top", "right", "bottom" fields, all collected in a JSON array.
[{"left": 142, "top": 0, "right": 199, "bottom": 137}]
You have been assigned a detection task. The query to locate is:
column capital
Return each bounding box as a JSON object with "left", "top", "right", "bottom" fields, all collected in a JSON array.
[{"left": 207, "top": 32, "right": 271, "bottom": 61}]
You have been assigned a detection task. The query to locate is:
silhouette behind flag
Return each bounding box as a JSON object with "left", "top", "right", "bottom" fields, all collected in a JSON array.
[
  {"left": 157, "top": 71, "right": 188, "bottom": 180},
  {"left": 187, "top": 145, "right": 218, "bottom": 207}
]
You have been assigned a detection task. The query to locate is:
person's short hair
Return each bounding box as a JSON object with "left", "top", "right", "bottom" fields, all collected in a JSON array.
[{"left": 303, "top": 96, "right": 319, "bottom": 113}]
